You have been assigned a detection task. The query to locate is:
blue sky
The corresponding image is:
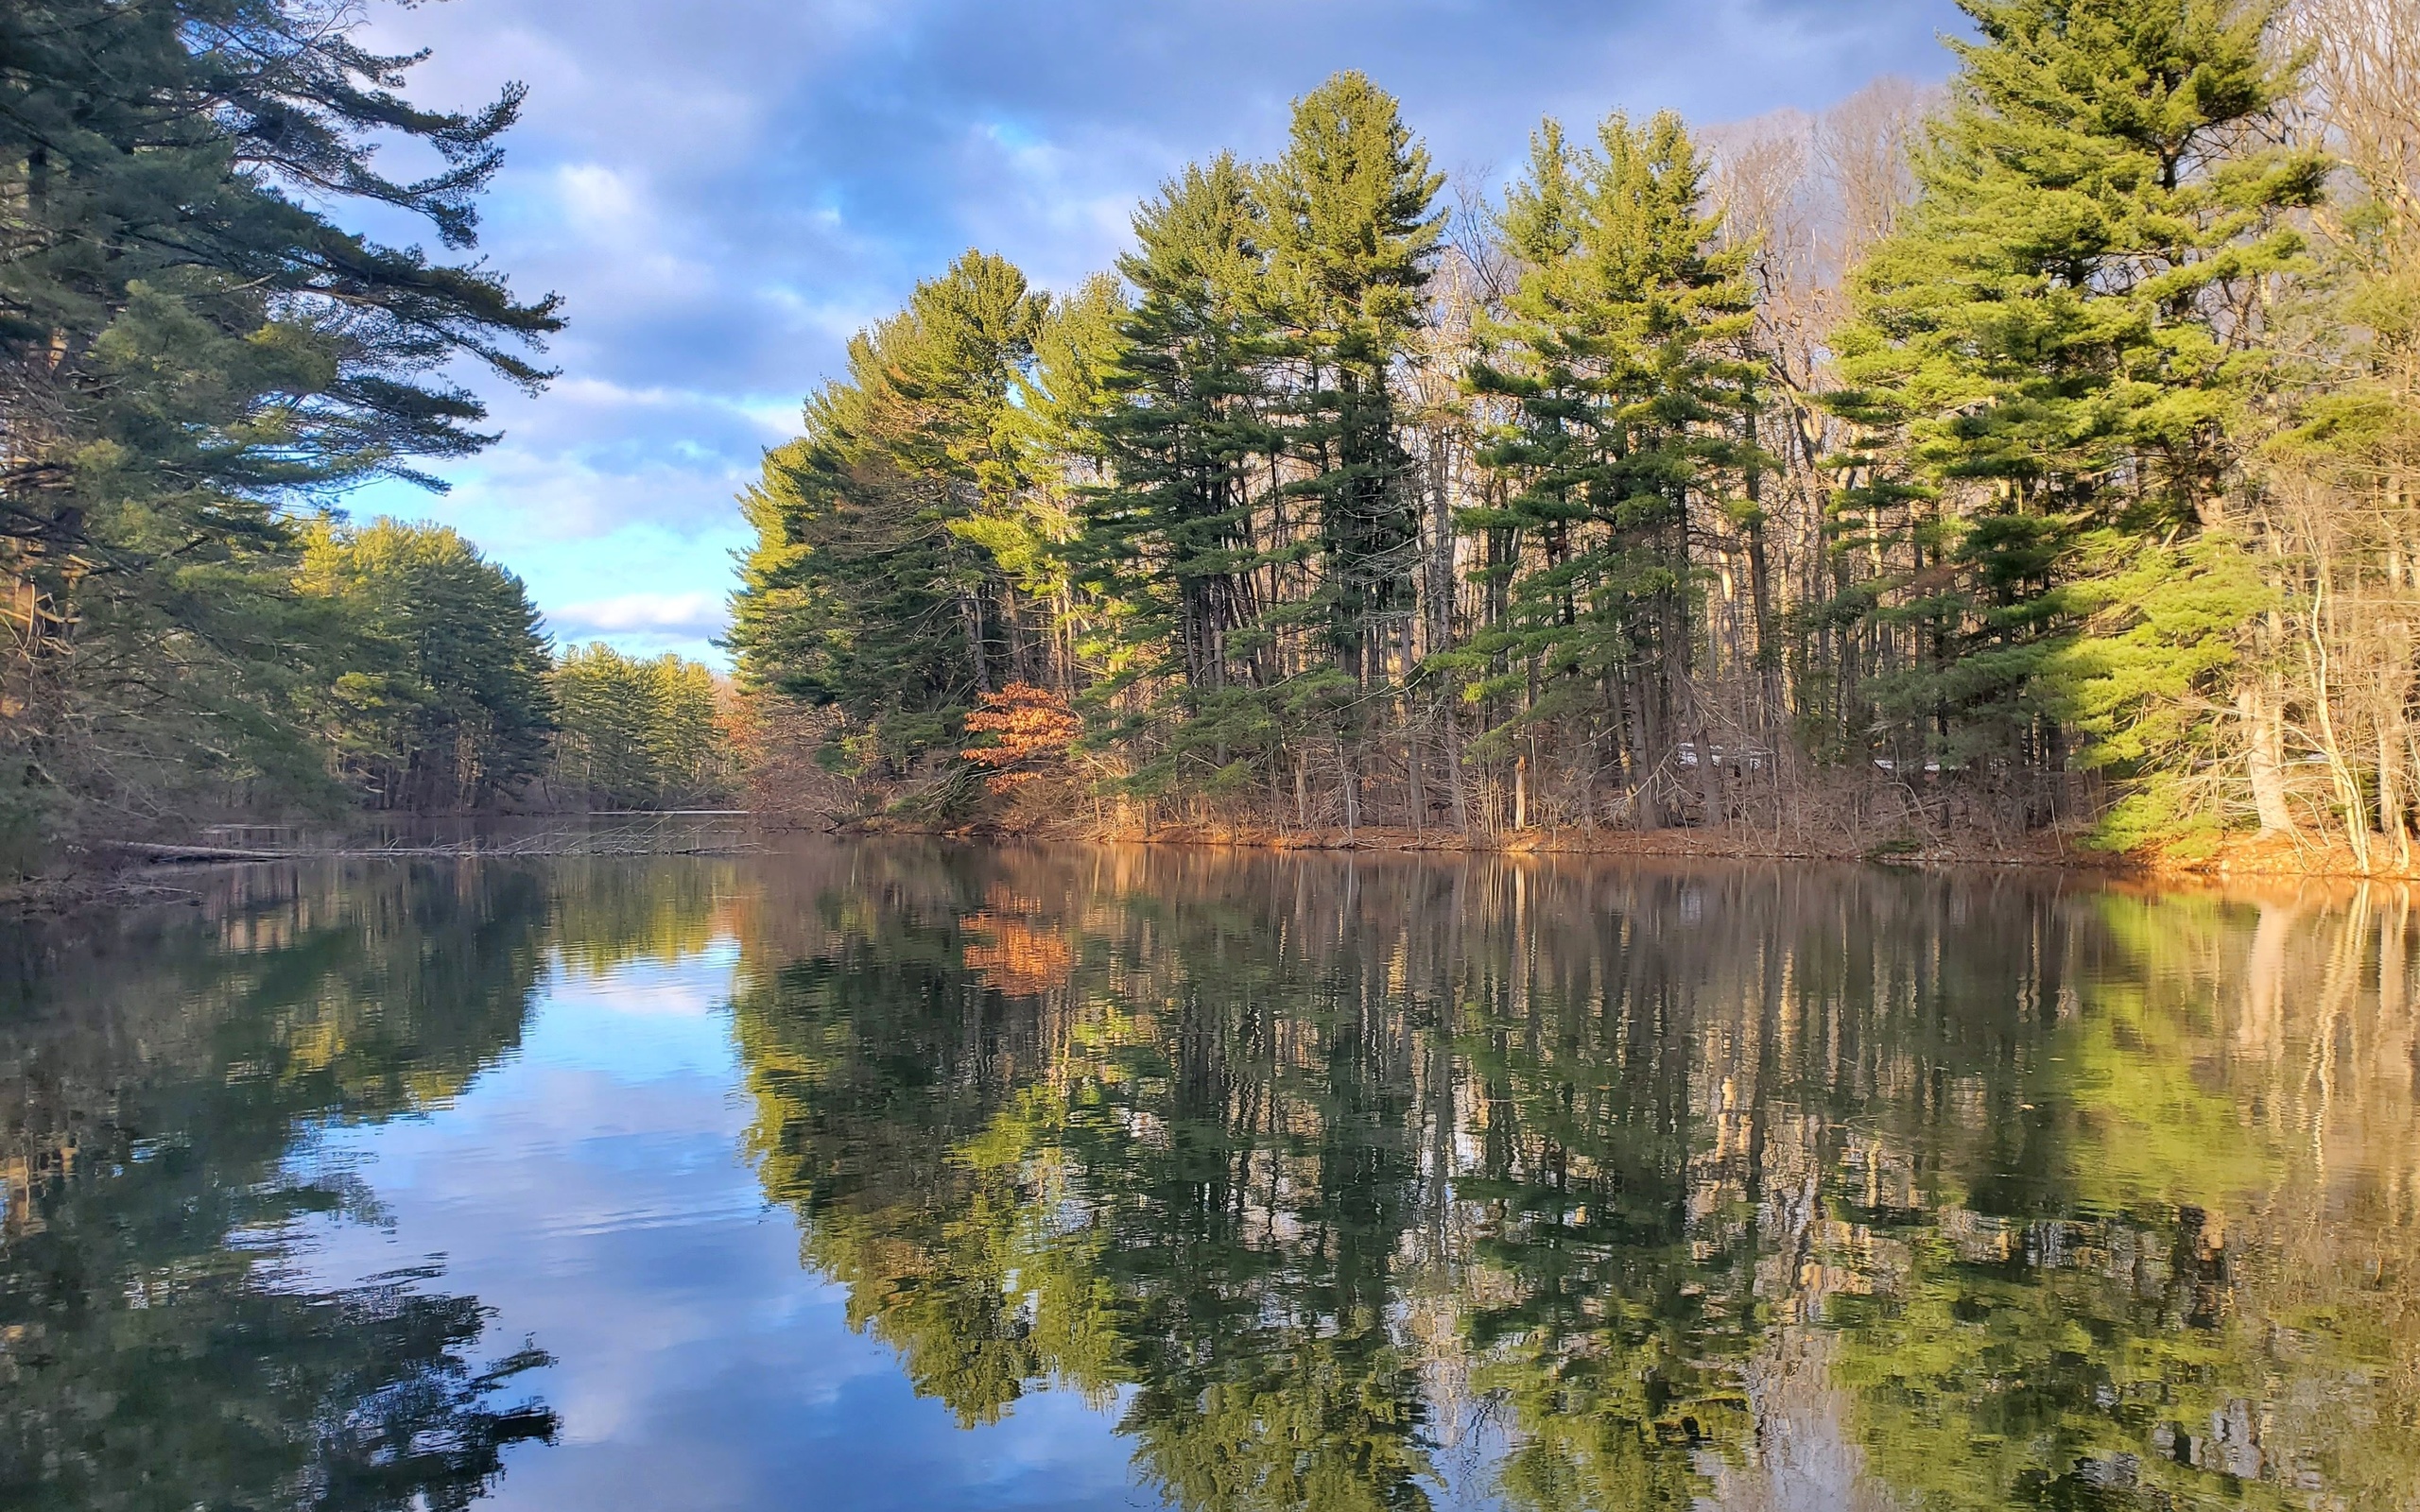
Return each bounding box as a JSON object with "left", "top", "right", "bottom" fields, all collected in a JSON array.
[{"left": 349, "top": 0, "right": 1966, "bottom": 666}]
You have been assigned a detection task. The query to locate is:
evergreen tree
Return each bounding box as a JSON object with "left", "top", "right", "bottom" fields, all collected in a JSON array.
[
  {"left": 1465, "top": 112, "right": 1760, "bottom": 824},
  {"left": 0, "top": 0, "right": 560, "bottom": 852},
  {"left": 997, "top": 271, "right": 1128, "bottom": 686},
  {"left": 1828, "top": 0, "right": 2324, "bottom": 808},
  {"left": 728, "top": 252, "right": 1049, "bottom": 764},
  {"left": 1263, "top": 74, "right": 1445, "bottom": 698},
  {"left": 297, "top": 521, "right": 556, "bottom": 811},
  {"left": 1081, "top": 155, "right": 1288, "bottom": 773}
]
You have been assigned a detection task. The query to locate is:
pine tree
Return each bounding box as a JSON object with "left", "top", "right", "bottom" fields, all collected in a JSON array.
[
  {"left": 997, "top": 271, "right": 1128, "bottom": 693},
  {"left": 728, "top": 252, "right": 1048, "bottom": 763},
  {"left": 1467, "top": 112, "right": 1759, "bottom": 824},
  {"left": 1, "top": 0, "right": 560, "bottom": 851},
  {"left": 1828, "top": 0, "right": 2324, "bottom": 813},
  {"left": 1080, "top": 156, "right": 1288, "bottom": 774},
  {"left": 1263, "top": 74, "right": 1445, "bottom": 696}
]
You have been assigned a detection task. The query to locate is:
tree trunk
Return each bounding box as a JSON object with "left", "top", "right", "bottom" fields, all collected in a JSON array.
[
  {"left": 1444, "top": 714, "right": 1471, "bottom": 834},
  {"left": 2238, "top": 685, "right": 2296, "bottom": 834},
  {"left": 1694, "top": 719, "right": 1724, "bottom": 829},
  {"left": 1743, "top": 404, "right": 1783, "bottom": 714},
  {"left": 2382, "top": 715, "right": 2411, "bottom": 869},
  {"left": 960, "top": 593, "right": 991, "bottom": 695},
  {"left": 1425, "top": 438, "right": 1458, "bottom": 658},
  {"left": 1338, "top": 738, "right": 1359, "bottom": 838}
]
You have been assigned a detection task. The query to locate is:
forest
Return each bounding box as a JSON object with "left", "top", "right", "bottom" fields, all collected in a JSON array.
[
  {"left": 10, "top": 0, "right": 2420, "bottom": 876},
  {"left": 731, "top": 0, "right": 2420, "bottom": 866},
  {"left": 0, "top": 0, "right": 731, "bottom": 875}
]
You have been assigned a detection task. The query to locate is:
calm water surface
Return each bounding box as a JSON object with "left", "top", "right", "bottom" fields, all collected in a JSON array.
[{"left": 2, "top": 844, "right": 2414, "bottom": 1510}]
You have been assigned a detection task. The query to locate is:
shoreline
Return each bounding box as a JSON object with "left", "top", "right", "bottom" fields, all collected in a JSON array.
[
  {"left": 10, "top": 817, "right": 2413, "bottom": 918},
  {"left": 857, "top": 816, "right": 2089, "bottom": 867},
  {"left": 847, "top": 815, "right": 2420, "bottom": 884}
]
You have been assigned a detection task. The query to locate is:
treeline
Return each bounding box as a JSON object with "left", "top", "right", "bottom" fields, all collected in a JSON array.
[
  {"left": 551, "top": 641, "right": 736, "bottom": 810},
  {"left": 296, "top": 521, "right": 735, "bottom": 815},
  {"left": 734, "top": 0, "right": 2420, "bottom": 861},
  {"left": 0, "top": 0, "right": 721, "bottom": 868}
]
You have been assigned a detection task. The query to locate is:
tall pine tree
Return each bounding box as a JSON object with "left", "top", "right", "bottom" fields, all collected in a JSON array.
[
  {"left": 729, "top": 252, "right": 1052, "bottom": 764},
  {"left": 1080, "top": 156, "right": 1288, "bottom": 777},
  {"left": 1467, "top": 112, "right": 1758, "bottom": 826},
  {"left": 1829, "top": 0, "right": 2323, "bottom": 822},
  {"left": 1261, "top": 73, "right": 1444, "bottom": 820}
]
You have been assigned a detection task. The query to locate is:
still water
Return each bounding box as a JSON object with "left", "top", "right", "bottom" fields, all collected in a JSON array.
[{"left": 2, "top": 843, "right": 2414, "bottom": 1511}]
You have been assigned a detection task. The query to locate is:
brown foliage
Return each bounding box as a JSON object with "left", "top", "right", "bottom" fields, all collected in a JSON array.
[
  {"left": 724, "top": 688, "right": 856, "bottom": 824},
  {"left": 960, "top": 683, "right": 1082, "bottom": 794}
]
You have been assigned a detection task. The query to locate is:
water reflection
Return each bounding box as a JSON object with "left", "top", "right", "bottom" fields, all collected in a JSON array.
[
  {"left": 0, "top": 864, "right": 562, "bottom": 1509},
  {"left": 1, "top": 847, "right": 2412, "bottom": 1510},
  {"left": 729, "top": 847, "right": 2420, "bottom": 1512}
]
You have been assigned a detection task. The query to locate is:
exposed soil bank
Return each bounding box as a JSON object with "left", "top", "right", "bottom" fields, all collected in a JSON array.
[{"left": 849, "top": 814, "right": 2420, "bottom": 883}]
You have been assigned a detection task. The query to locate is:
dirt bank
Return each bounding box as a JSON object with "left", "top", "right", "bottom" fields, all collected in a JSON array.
[{"left": 847, "top": 813, "right": 2420, "bottom": 883}]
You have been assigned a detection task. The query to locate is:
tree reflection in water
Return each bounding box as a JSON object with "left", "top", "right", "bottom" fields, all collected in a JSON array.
[
  {"left": 730, "top": 846, "right": 2420, "bottom": 1512},
  {"left": 0, "top": 864, "right": 563, "bottom": 1511},
  {"left": 9, "top": 847, "right": 2405, "bottom": 1511}
]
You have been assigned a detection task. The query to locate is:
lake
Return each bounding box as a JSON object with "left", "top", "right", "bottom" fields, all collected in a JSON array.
[{"left": 2, "top": 843, "right": 2413, "bottom": 1510}]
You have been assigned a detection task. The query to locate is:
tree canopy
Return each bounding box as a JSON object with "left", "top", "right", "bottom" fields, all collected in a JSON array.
[
  {"left": 734, "top": 12, "right": 2420, "bottom": 866},
  {"left": 2, "top": 0, "right": 560, "bottom": 857},
  {"left": 296, "top": 520, "right": 557, "bottom": 812}
]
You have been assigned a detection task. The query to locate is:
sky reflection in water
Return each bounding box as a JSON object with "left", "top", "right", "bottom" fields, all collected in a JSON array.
[
  {"left": 0, "top": 845, "right": 2413, "bottom": 1511},
  {"left": 301, "top": 943, "right": 1158, "bottom": 1512}
]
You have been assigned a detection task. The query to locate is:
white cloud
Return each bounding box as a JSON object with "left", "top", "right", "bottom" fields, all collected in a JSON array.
[
  {"left": 556, "top": 591, "right": 727, "bottom": 634},
  {"left": 555, "top": 162, "right": 646, "bottom": 227},
  {"left": 431, "top": 453, "right": 751, "bottom": 541}
]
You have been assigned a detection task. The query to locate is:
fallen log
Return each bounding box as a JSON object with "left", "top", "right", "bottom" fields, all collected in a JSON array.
[
  {"left": 101, "top": 837, "right": 767, "bottom": 863},
  {"left": 102, "top": 840, "right": 291, "bottom": 863}
]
